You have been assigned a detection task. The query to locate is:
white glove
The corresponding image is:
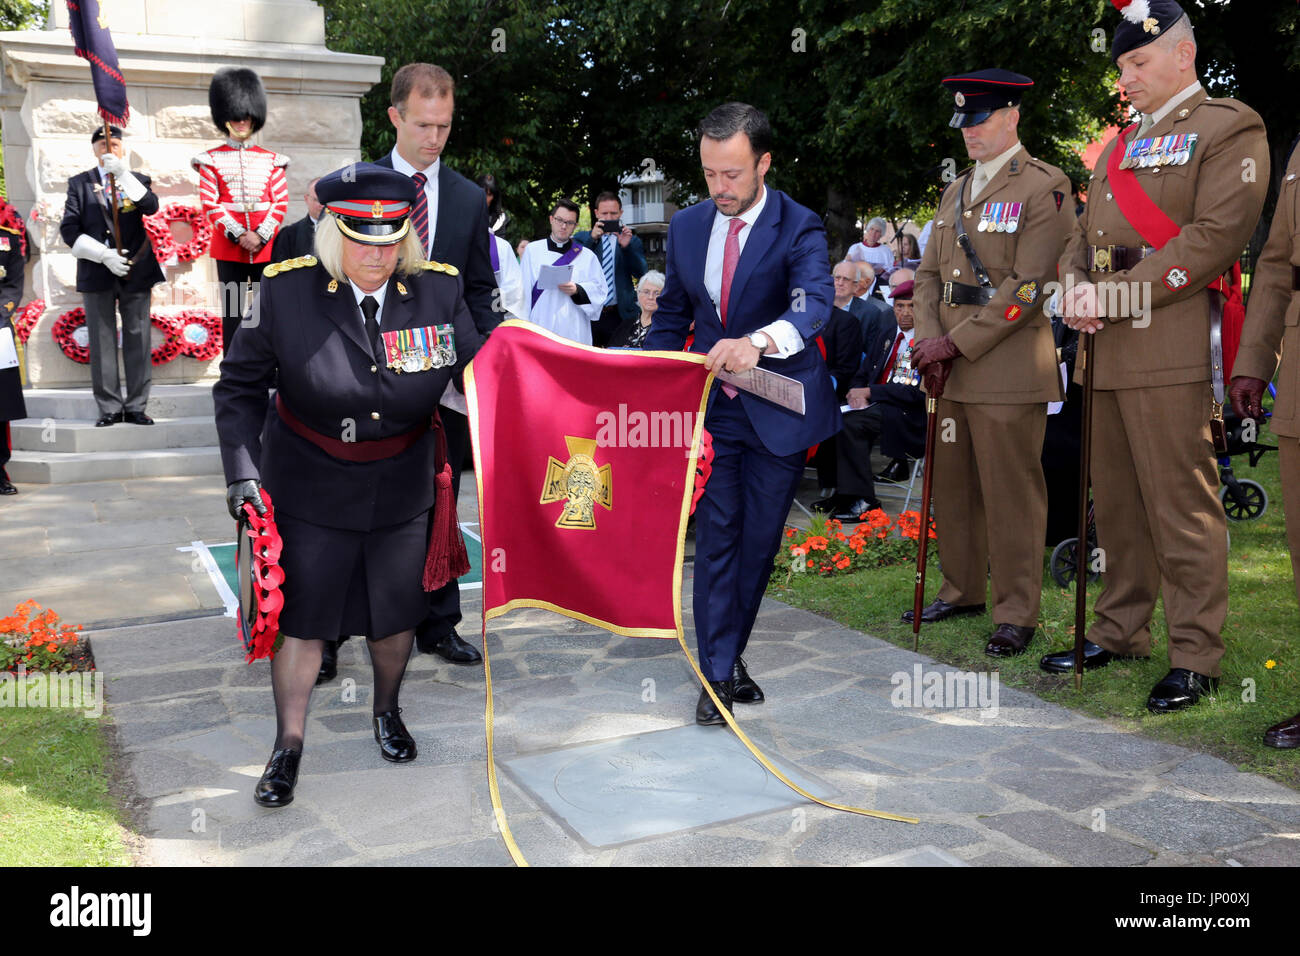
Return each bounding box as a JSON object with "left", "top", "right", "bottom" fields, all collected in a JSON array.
[
  {"left": 71, "top": 234, "right": 129, "bottom": 277},
  {"left": 99, "top": 154, "right": 147, "bottom": 203}
]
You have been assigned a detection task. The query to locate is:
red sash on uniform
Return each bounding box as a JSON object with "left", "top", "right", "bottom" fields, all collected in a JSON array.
[{"left": 1105, "top": 123, "right": 1245, "bottom": 371}]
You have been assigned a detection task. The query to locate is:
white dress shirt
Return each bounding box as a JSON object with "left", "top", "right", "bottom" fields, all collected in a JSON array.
[
  {"left": 389, "top": 149, "right": 440, "bottom": 254},
  {"left": 348, "top": 278, "right": 389, "bottom": 331},
  {"left": 702, "top": 185, "right": 802, "bottom": 357}
]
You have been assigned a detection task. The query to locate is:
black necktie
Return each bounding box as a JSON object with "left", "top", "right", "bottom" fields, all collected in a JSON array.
[{"left": 361, "top": 295, "right": 380, "bottom": 356}]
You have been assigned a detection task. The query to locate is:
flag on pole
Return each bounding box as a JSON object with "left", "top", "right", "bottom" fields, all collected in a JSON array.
[
  {"left": 466, "top": 321, "right": 713, "bottom": 638},
  {"left": 66, "top": 0, "right": 130, "bottom": 127}
]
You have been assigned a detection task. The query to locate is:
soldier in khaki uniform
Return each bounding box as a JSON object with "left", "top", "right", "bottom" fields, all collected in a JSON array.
[
  {"left": 908, "top": 70, "right": 1075, "bottom": 656},
  {"left": 1043, "top": 0, "right": 1270, "bottom": 713},
  {"left": 1230, "top": 132, "right": 1300, "bottom": 747}
]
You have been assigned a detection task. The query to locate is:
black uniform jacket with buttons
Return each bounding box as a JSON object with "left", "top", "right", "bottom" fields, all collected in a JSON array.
[
  {"left": 1, "top": 217, "right": 28, "bottom": 422},
  {"left": 59, "top": 168, "right": 165, "bottom": 294},
  {"left": 214, "top": 259, "right": 482, "bottom": 532}
]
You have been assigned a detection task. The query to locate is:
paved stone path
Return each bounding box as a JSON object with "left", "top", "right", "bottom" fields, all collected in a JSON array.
[{"left": 9, "top": 474, "right": 1300, "bottom": 866}]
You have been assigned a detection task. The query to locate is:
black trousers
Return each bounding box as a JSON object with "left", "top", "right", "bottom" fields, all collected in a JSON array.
[
  {"left": 217, "top": 260, "right": 264, "bottom": 355},
  {"left": 836, "top": 404, "right": 886, "bottom": 501},
  {"left": 1, "top": 421, "right": 10, "bottom": 480},
  {"left": 592, "top": 304, "right": 622, "bottom": 348}
]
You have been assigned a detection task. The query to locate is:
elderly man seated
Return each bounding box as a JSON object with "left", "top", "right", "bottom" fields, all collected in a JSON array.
[{"left": 812, "top": 281, "right": 926, "bottom": 518}]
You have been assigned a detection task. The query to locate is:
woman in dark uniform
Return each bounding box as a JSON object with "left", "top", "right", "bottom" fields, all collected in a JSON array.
[
  {"left": 0, "top": 201, "right": 29, "bottom": 497},
  {"left": 214, "top": 164, "right": 480, "bottom": 807}
]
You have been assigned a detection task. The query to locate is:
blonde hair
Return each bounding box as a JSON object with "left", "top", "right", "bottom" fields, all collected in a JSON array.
[{"left": 313, "top": 213, "right": 425, "bottom": 283}]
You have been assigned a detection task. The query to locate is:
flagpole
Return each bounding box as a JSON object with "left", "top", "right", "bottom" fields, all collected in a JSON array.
[
  {"left": 912, "top": 396, "right": 938, "bottom": 653},
  {"left": 1073, "top": 332, "right": 1095, "bottom": 692},
  {"left": 102, "top": 118, "right": 124, "bottom": 256}
]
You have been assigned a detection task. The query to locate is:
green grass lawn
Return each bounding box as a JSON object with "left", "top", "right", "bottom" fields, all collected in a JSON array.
[
  {"left": 0, "top": 705, "right": 133, "bottom": 866},
  {"left": 770, "top": 422, "right": 1300, "bottom": 790}
]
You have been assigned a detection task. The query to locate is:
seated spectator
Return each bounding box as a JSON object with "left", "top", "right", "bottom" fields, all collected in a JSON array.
[
  {"left": 812, "top": 281, "right": 925, "bottom": 518},
  {"left": 477, "top": 173, "right": 512, "bottom": 235},
  {"left": 833, "top": 260, "right": 873, "bottom": 324},
  {"left": 896, "top": 232, "right": 922, "bottom": 271},
  {"left": 822, "top": 289, "right": 864, "bottom": 404},
  {"left": 846, "top": 216, "right": 893, "bottom": 283},
  {"left": 610, "top": 270, "right": 664, "bottom": 349},
  {"left": 516, "top": 238, "right": 529, "bottom": 258}
]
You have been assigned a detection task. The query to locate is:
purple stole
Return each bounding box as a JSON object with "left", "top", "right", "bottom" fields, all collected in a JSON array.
[
  {"left": 530, "top": 240, "right": 583, "bottom": 308},
  {"left": 489, "top": 231, "right": 500, "bottom": 273}
]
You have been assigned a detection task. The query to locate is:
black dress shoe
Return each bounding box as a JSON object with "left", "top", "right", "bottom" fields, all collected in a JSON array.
[
  {"left": 835, "top": 497, "right": 883, "bottom": 520},
  {"left": 811, "top": 494, "right": 849, "bottom": 514},
  {"left": 902, "top": 598, "right": 985, "bottom": 624},
  {"left": 123, "top": 411, "right": 154, "bottom": 425},
  {"left": 695, "top": 680, "right": 734, "bottom": 726},
  {"left": 0, "top": 479, "right": 15, "bottom": 496},
  {"left": 731, "top": 657, "right": 764, "bottom": 704},
  {"left": 1039, "top": 639, "right": 1146, "bottom": 674},
  {"left": 1263, "top": 711, "right": 1300, "bottom": 749},
  {"left": 875, "top": 459, "right": 911, "bottom": 483},
  {"left": 1147, "top": 668, "right": 1219, "bottom": 714},
  {"left": 253, "top": 748, "right": 301, "bottom": 807},
  {"left": 424, "top": 629, "right": 482, "bottom": 665},
  {"left": 985, "top": 623, "right": 1036, "bottom": 657},
  {"left": 373, "top": 709, "right": 417, "bottom": 761},
  {"left": 316, "top": 641, "right": 338, "bottom": 685},
  {"left": 95, "top": 412, "right": 123, "bottom": 427}
]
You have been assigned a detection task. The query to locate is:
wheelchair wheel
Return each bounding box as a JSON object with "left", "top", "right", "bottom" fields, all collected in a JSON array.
[
  {"left": 1220, "top": 479, "right": 1267, "bottom": 521},
  {"left": 1050, "top": 536, "right": 1101, "bottom": 589}
]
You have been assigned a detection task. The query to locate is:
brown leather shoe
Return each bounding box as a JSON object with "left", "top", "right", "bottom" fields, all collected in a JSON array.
[
  {"left": 902, "top": 598, "right": 985, "bottom": 624},
  {"left": 985, "top": 623, "right": 1036, "bottom": 657},
  {"left": 1263, "top": 711, "right": 1300, "bottom": 749}
]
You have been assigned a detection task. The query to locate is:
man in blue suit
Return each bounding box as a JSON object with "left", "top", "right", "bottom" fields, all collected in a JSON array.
[
  {"left": 577, "top": 191, "right": 646, "bottom": 347},
  {"left": 644, "top": 102, "right": 839, "bottom": 725}
]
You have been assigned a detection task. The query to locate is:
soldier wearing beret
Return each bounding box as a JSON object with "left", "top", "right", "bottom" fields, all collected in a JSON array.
[
  {"left": 1044, "top": 0, "right": 1270, "bottom": 713},
  {"left": 214, "top": 164, "right": 481, "bottom": 807},
  {"left": 1231, "top": 132, "right": 1300, "bottom": 746},
  {"left": 908, "top": 70, "right": 1075, "bottom": 656},
  {"left": 193, "top": 67, "right": 289, "bottom": 354}
]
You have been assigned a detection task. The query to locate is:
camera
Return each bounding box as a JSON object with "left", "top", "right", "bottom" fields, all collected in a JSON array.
[{"left": 598, "top": 219, "right": 623, "bottom": 233}]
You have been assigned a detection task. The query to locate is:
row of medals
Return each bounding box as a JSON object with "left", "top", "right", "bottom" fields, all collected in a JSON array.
[
  {"left": 1118, "top": 133, "right": 1197, "bottom": 170},
  {"left": 976, "top": 203, "right": 1021, "bottom": 233}
]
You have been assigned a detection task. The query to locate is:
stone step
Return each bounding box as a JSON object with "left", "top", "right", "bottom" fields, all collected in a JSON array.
[
  {"left": 20, "top": 383, "right": 217, "bottom": 421},
  {"left": 7, "top": 446, "right": 223, "bottom": 484},
  {"left": 10, "top": 416, "right": 219, "bottom": 453}
]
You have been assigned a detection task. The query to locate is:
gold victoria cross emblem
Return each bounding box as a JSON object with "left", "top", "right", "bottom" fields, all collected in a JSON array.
[{"left": 540, "top": 436, "right": 612, "bottom": 530}]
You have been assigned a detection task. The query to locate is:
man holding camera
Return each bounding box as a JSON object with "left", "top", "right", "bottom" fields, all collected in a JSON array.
[{"left": 576, "top": 191, "right": 646, "bottom": 347}]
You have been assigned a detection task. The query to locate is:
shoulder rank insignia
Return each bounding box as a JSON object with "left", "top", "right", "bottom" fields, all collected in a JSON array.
[
  {"left": 263, "top": 254, "right": 318, "bottom": 278},
  {"left": 327, "top": 279, "right": 339, "bottom": 293},
  {"left": 540, "top": 436, "right": 612, "bottom": 530},
  {"left": 421, "top": 260, "right": 460, "bottom": 277}
]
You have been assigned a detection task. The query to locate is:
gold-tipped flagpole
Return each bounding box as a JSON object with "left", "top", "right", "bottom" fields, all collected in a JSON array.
[{"left": 102, "top": 119, "right": 124, "bottom": 256}]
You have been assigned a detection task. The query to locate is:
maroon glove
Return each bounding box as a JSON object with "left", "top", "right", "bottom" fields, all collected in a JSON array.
[
  {"left": 922, "top": 360, "right": 952, "bottom": 399},
  {"left": 1229, "top": 376, "right": 1268, "bottom": 420},
  {"left": 910, "top": 334, "right": 962, "bottom": 372}
]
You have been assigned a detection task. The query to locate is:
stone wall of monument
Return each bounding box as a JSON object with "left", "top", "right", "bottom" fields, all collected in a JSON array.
[{"left": 0, "top": 0, "right": 382, "bottom": 387}]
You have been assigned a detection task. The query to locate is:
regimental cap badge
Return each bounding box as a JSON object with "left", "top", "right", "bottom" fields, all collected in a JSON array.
[
  {"left": 371, "top": 200, "right": 384, "bottom": 219},
  {"left": 541, "top": 435, "right": 612, "bottom": 530},
  {"left": 1110, "top": 0, "right": 1185, "bottom": 63},
  {"left": 954, "top": 91, "right": 965, "bottom": 107}
]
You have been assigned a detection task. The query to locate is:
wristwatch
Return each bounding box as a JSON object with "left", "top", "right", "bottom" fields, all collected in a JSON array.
[{"left": 748, "top": 332, "right": 768, "bottom": 354}]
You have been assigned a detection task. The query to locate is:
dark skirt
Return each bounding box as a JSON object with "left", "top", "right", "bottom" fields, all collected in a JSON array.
[{"left": 275, "top": 509, "right": 430, "bottom": 640}]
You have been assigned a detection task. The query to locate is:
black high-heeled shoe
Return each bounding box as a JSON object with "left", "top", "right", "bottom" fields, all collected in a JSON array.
[
  {"left": 253, "top": 748, "right": 301, "bottom": 807},
  {"left": 373, "top": 709, "right": 417, "bottom": 762}
]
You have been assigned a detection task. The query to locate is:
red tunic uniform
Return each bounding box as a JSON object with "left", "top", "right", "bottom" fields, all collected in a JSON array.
[{"left": 192, "top": 141, "right": 289, "bottom": 264}]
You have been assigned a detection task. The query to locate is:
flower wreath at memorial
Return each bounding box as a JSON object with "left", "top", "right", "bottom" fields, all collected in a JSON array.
[
  {"left": 13, "top": 299, "right": 44, "bottom": 344},
  {"left": 49, "top": 307, "right": 220, "bottom": 365},
  {"left": 142, "top": 203, "right": 213, "bottom": 264}
]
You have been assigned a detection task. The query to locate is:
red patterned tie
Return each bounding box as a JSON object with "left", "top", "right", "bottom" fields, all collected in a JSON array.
[
  {"left": 718, "top": 217, "right": 745, "bottom": 327},
  {"left": 878, "top": 332, "right": 904, "bottom": 385},
  {"left": 411, "top": 171, "right": 430, "bottom": 255}
]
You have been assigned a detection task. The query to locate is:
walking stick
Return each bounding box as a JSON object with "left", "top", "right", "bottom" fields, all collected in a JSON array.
[
  {"left": 912, "top": 394, "right": 939, "bottom": 653},
  {"left": 1073, "top": 332, "right": 1095, "bottom": 691}
]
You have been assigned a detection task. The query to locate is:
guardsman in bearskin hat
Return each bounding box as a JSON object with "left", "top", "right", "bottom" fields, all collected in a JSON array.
[
  {"left": 907, "top": 69, "right": 1076, "bottom": 657},
  {"left": 193, "top": 67, "right": 289, "bottom": 353},
  {"left": 1045, "top": 0, "right": 1270, "bottom": 713}
]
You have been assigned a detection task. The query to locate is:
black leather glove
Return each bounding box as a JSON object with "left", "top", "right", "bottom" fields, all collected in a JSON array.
[
  {"left": 910, "top": 334, "right": 962, "bottom": 372},
  {"left": 922, "top": 360, "right": 953, "bottom": 400},
  {"left": 1228, "top": 376, "right": 1268, "bottom": 421},
  {"left": 226, "top": 479, "right": 267, "bottom": 521}
]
